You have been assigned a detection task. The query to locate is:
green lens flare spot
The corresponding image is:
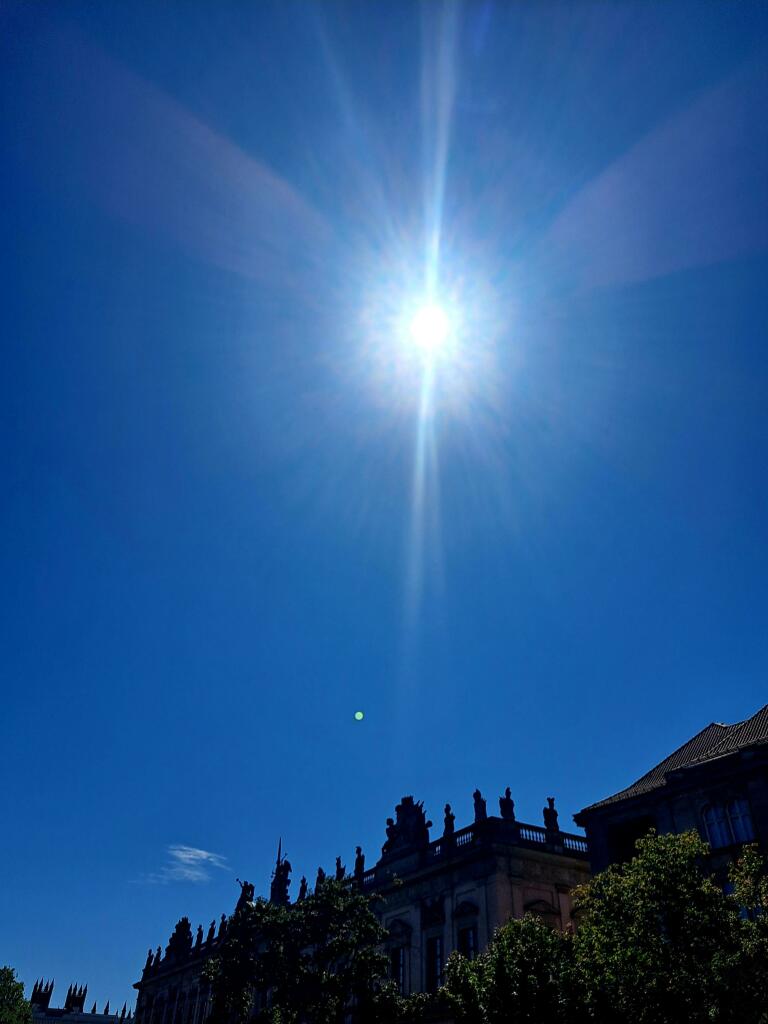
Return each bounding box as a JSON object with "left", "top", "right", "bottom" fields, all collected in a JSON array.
[{"left": 354, "top": 711, "right": 364, "bottom": 721}]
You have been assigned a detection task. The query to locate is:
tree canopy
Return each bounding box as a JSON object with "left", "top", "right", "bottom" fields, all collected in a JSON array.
[
  {"left": 441, "top": 915, "right": 577, "bottom": 1024},
  {"left": 0, "top": 967, "right": 33, "bottom": 1024},
  {"left": 441, "top": 831, "right": 768, "bottom": 1024},
  {"left": 572, "top": 830, "right": 768, "bottom": 1023},
  {"left": 206, "top": 876, "right": 405, "bottom": 1024}
]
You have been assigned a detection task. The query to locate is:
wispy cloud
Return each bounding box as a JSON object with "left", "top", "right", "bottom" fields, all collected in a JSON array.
[{"left": 135, "top": 845, "right": 228, "bottom": 885}]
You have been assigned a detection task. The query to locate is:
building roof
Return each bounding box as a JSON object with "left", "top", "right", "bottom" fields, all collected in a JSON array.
[{"left": 578, "top": 704, "right": 768, "bottom": 816}]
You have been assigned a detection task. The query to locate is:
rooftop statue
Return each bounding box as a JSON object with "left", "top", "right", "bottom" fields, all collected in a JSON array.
[
  {"left": 354, "top": 846, "right": 365, "bottom": 883},
  {"left": 206, "top": 921, "right": 216, "bottom": 944},
  {"left": 270, "top": 839, "right": 292, "bottom": 905},
  {"left": 235, "top": 878, "right": 255, "bottom": 914},
  {"left": 499, "top": 787, "right": 516, "bottom": 821},
  {"left": 298, "top": 876, "right": 308, "bottom": 901},
  {"left": 544, "top": 796, "right": 560, "bottom": 832},
  {"left": 335, "top": 856, "right": 346, "bottom": 881},
  {"left": 316, "top": 865, "right": 326, "bottom": 889},
  {"left": 271, "top": 857, "right": 292, "bottom": 905},
  {"left": 195, "top": 924, "right": 203, "bottom": 948},
  {"left": 473, "top": 789, "right": 488, "bottom": 822},
  {"left": 443, "top": 803, "right": 455, "bottom": 837}
]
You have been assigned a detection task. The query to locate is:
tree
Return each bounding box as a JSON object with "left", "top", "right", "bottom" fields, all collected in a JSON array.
[
  {"left": 440, "top": 834, "right": 768, "bottom": 1024},
  {"left": 206, "top": 877, "right": 402, "bottom": 1024},
  {"left": 571, "top": 829, "right": 767, "bottom": 1024},
  {"left": 725, "top": 844, "right": 768, "bottom": 1023},
  {"left": 440, "top": 915, "right": 576, "bottom": 1024},
  {"left": 0, "top": 967, "right": 33, "bottom": 1024}
]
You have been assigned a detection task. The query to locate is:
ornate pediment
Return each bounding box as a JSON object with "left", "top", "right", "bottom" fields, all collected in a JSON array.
[
  {"left": 382, "top": 796, "right": 433, "bottom": 858},
  {"left": 166, "top": 917, "right": 193, "bottom": 960}
]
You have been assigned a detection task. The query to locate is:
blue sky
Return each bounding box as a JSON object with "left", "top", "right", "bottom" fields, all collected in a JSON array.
[{"left": 2, "top": 0, "right": 767, "bottom": 1010}]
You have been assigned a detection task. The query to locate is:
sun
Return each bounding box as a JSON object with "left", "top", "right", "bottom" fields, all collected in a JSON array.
[{"left": 409, "top": 303, "right": 450, "bottom": 356}]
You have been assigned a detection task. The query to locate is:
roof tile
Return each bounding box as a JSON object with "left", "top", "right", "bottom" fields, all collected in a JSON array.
[{"left": 579, "top": 704, "right": 768, "bottom": 814}]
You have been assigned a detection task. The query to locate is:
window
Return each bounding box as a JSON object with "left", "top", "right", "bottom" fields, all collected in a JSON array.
[
  {"left": 425, "top": 936, "right": 443, "bottom": 992},
  {"left": 703, "top": 799, "right": 755, "bottom": 848},
  {"left": 457, "top": 925, "right": 477, "bottom": 960},
  {"left": 727, "top": 798, "right": 755, "bottom": 843},
  {"left": 703, "top": 804, "right": 731, "bottom": 848},
  {"left": 390, "top": 947, "right": 405, "bottom": 994}
]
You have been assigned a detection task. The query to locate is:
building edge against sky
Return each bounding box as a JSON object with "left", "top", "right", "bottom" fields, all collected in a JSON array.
[
  {"left": 131, "top": 788, "right": 589, "bottom": 1023},
  {"left": 28, "top": 703, "right": 767, "bottom": 1021},
  {"left": 130, "top": 701, "right": 768, "bottom": 1021},
  {"left": 574, "top": 702, "right": 768, "bottom": 873}
]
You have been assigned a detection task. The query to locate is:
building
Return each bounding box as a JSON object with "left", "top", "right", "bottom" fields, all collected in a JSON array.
[
  {"left": 133, "top": 788, "right": 590, "bottom": 1022},
  {"left": 574, "top": 703, "right": 768, "bottom": 874},
  {"left": 30, "top": 980, "right": 132, "bottom": 1023}
]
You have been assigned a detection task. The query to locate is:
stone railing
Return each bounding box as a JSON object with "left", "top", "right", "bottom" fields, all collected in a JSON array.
[{"left": 362, "top": 818, "right": 588, "bottom": 885}]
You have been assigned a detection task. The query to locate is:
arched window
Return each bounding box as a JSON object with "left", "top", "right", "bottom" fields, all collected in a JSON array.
[
  {"left": 703, "top": 804, "right": 731, "bottom": 848},
  {"left": 727, "top": 798, "right": 755, "bottom": 843},
  {"left": 703, "top": 798, "right": 755, "bottom": 847}
]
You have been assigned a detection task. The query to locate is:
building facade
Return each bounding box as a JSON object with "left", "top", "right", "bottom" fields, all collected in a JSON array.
[
  {"left": 133, "top": 788, "right": 590, "bottom": 1022},
  {"left": 574, "top": 703, "right": 768, "bottom": 874}
]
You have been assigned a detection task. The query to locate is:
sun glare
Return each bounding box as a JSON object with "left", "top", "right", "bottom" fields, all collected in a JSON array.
[{"left": 409, "top": 303, "right": 450, "bottom": 356}]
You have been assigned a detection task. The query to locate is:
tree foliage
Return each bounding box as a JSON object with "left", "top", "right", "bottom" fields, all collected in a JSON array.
[
  {"left": 442, "top": 832, "right": 768, "bottom": 1024},
  {"left": 572, "top": 830, "right": 768, "bottom": 1024},
  {"left": 726, "top": 842, "right": 768, "bottom": 1022},
  {"left": 441, "top": 915, "right": 577, "bottom": 1024},
  {"left": 206, "top": 877, "right": 402, "bottom": 1024},
  {"left": 0, "top": 967, "right": 33, "bottom": 1024}
]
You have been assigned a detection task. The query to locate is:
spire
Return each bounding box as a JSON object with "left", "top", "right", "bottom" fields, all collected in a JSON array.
[
  {"left": 91, "top": 1002, "right": 97, "bottom": 1014},
  {"left": 121, "top": 1002, "right": 127, "bottom": 1019},
  {"left": 104, "top": 1000, "right": 110, "bottom": 1014},
  {"left": 269, "top": 838, "right": 292, "bottom": 905}
]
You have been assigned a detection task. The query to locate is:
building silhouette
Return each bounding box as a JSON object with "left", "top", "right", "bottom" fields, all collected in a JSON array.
[
  {"left": 133, "top": 788, "right": 590, "bottom": 1022},
  {"left": 30, "top": 980, "right": 132, "bottom": 1023},
  {"left": 575, "top": 703, "right": 768, "bottom": 873}
]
